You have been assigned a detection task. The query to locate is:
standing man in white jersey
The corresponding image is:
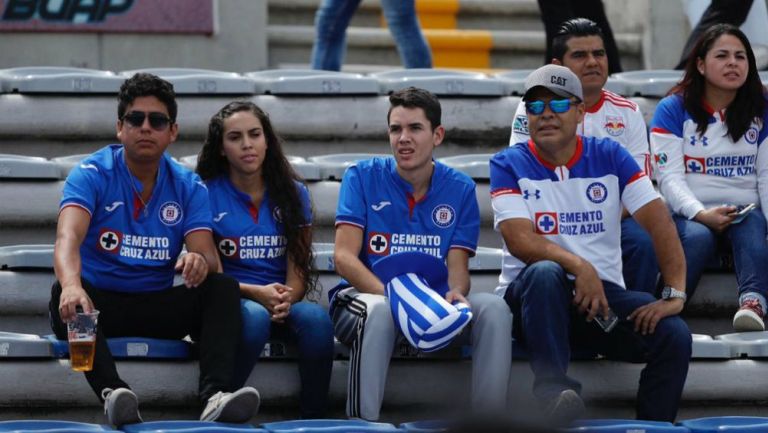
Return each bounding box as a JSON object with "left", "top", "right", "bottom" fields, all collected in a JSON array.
[{"left": 509, "top": 18, "right": 659, "bottom": 296}]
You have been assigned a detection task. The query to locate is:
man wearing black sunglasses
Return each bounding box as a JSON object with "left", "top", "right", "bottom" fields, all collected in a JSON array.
[
  {"left": 489, "top": 64, "right": 691, "bottom": 424},
  {"left": 49, "top": 73, "right": 259, "bottom": 426},
  {"left": 509, "top": 18, "right": 659, "bottom": 298}
]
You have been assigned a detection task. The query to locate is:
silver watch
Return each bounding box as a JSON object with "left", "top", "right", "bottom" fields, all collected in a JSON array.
[{"left": 661, "top": 286, "right": 687, "bottom": 302}]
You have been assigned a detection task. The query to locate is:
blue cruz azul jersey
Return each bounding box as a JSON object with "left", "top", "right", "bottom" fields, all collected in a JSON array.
[
  {"left": 60, "top": 145, "right": 213, "bottom": 292},
  {"left": 332, "top": 157, "right": 479, "bottom": 299},
  {"left": 489, "top": 137, "right": 658, "bottom": 294},
  {"left": 207, "top": 176, "right": 312, "bottom": 285}
]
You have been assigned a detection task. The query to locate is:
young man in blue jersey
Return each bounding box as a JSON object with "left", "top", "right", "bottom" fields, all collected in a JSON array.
[
  {"left": 49, "top": 73, "right": 260, "bottom": 426},
  {"left": 331, "top": 87, "right": 512, "bottom": 420},
  {"left": 491, "top": 65, "right": 691, "bottom": 423}
]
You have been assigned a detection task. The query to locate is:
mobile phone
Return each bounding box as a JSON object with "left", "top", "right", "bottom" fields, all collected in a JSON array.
[
  {"left": 731, "top": 203, "right": 756, "bottom": 224},
  {"left": 593, "top": 310, "right": 619, "bottom": 333}
]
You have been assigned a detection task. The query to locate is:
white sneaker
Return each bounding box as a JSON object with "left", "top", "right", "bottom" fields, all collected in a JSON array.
[
  {"left": 200, "top": 387, "right": 260, "bottom": 423},
  {"left": 544, "top": 389, "right": 585, "bottom": 426},
  {"left": 733, "top": 298, "right": 765, "bottom": 331},
  {"left": 101, "top": 388, "right": 142, "bottom": 427}
]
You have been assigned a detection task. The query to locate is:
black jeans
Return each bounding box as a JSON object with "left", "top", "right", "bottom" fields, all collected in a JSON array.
[
  {"left": 49, "top": 273, "right": 241, "bottom": 404},
  {"left": 537, "top": 0, "right": 623, "bottom": 74}
]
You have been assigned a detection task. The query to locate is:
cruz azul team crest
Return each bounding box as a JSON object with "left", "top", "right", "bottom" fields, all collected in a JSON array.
[
  {"left": 432, "top": 205, "right": 455, "bottom": 228},
  {"left": 159, "top": 202, "right": 183, "bottom": 226}
]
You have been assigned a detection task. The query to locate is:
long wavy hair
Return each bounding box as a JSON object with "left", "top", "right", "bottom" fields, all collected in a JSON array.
[
  {"left": 671, "top": 24, "right": 766, "bottom": 141},
  {"left": 197, "top": 101, "right": 317, "bottom": 298}
]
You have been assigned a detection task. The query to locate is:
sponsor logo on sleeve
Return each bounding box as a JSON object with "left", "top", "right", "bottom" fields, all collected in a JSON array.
[{"left": 512, "top": 114, "right": 529, "bottom": 136}]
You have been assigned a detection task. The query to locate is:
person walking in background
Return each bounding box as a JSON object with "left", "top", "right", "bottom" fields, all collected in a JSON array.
[
  {"left": 310, "top": 0, "right": 432, "bottom": 71},
  {"left": 675, "top": 0, "right": 754, "bottom": 69},
  {"left": 535, "top": 0, "right": 623, "bottom": 74},
  {"left": 509, "top": 18, "right": 658, "bottom": 296},
  {"left": 651, "top": 24, "right": 768, "bottom": 331},
  {"left": 197, "top": 101, "right": 335, "bottom": 419}
]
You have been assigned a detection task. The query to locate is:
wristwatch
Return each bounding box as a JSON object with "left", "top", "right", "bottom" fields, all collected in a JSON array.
[{"left": 661, "top": 285, "right": 687, "bottom": 302}]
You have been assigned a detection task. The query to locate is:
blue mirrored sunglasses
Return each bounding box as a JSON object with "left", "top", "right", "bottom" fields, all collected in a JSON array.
[{"left": 524, "top": 99, "right": 575, "bottom": 115}]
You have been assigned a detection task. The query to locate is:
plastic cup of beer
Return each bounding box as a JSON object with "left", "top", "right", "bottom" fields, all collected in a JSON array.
[{"left": 67, "top": 310, "right": 99, "bottom": 372}]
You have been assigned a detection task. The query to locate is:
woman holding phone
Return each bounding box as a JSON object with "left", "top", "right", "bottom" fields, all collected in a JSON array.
[
  {"left": 651, "top": 24, "right": 768, "bottom": 331},
  {"left": 197, "top": 101, "right": 334, "bottom": 418}
]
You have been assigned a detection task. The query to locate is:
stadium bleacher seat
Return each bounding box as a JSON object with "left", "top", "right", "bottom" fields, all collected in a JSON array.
[
  {"left": 437, "top": 153, "right": 493, "bottom": 180},
  {"left": 46, "top": 336, "right": 193, "bottom": 360},
  {"left": 0, "top": 154, "right": 61, "bottom": 180},
  {"left": 122, "top": 421, "right": 264, "bottom": 433},
  {"left": 178, "top": 154, "right": 323, "bottom": 182},
  {"left": 306, "top": 153, "right": 388, "bottom": 180},
  {"left": 690, "top": 334, "right": 732, "bottom": 359},
  {"left": 608, "top": 70, "right": 683, "bottom": 97},
  {"left": 679, "top": 416, "right": 768, "bottom": 433},
  {"left": 493, "top": 69, "right": 534, "bottom": 96},
  {"left": 371, "top": 69, "right": 505, "bottom": 96},
  {"left": 714, "top": 332, "right": 768, "bottom": 358},
  {"left": 0, "top": 420, "right": 114, "bottom": 432},
  {"left": 0, "top": 67, "right": 123, "bottom": 94},
  {"left": 248, "top": 69, "right": 379, "bottom": 95},
  {"left": 260, "top": 419, "right": 399, "bottom": 433},
  {"left": 120, "top": 68, "right": 255, "bottom": 95},
  {"left": 564, "top": 419, "right": 690, "bottom": 432},
  {"left": 0, "top": 332, "right": 56, "bottom": 358}
]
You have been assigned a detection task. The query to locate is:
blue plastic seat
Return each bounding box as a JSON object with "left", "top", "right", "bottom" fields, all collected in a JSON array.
[
  {"left": 679, "top": 416, "right": 768, "bottom": 432},
  {"left": 0, "top": 420, "right": 114, "bottom": 432},
  {"left": 564, "top": 419, "right": 690, "bottom": 432},
  {"left": 260, "top": 419, "right": 399, "bottom": 433},
  {"left": 122, "top": 421, "right": 264, "bottom": 433},
  {"left": 399, "top": 419, "right": 452, "bottom": 432},
  {"left": 46, "top": 335, "right": 192, "bottom": 359}
]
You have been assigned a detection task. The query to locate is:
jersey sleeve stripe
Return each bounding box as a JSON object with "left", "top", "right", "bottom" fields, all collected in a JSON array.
[
  {"left": 490, "top": 188, "right": 521, "bottom": 198},
  {"left": 60, "top": 202, "right": 92, "bottom": 217},
  {"left": 335, "top": 220, "right": 364, "bottom": 230},
  {"left": 626, "top": 171, "right": 647, "bottom": 185},
  {"left": 449, "top": 244, "right": 477, "bottom": 256},
  {"left": 650, "top": 127, "right": 673, "bottom": 135},
  {"left": 184, "top": 227, "right": 213, "bottom": 237}
]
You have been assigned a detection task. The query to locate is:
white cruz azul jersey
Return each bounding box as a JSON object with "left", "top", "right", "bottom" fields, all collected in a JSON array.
[
  {"left": 510, "top": 89, "right": 652, "bottom": 176},
  {"left": 650, "top": 94, "right": 768, "bottom": 220},
  {"left": 490, "top": 137, "right": 658, "bottom": 294}
]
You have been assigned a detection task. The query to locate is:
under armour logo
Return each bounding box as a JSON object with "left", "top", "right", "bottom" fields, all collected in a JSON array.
[
  {"left": 214, "top": 212, "right": 227, "bottom": 222},
  {"left": 80, "top": 163, "right": 98, "bottom": 171},
  {"left": 523, "top": 189, "right": 541, "bottom": 200},
  {"left": 371, "top": 201, "right": 392, "bottom": 211},
  {"left": 105, "top": 201, "right": 124, "bottom": 212},
  {"left": 689, "top": 135, "right": 708, "bottom": 146}
]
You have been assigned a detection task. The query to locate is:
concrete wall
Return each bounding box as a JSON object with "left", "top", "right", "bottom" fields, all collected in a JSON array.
[{"left": 0, "top": 0, "right": 268, "bottom": 73}]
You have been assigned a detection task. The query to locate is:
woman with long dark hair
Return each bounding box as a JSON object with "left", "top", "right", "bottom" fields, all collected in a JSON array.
[
  {"left": 651, "top": 24, "right": 768, "bottom": 331},
  {"left": 197, "top": 101, "right": 334, "bottom": 418}
]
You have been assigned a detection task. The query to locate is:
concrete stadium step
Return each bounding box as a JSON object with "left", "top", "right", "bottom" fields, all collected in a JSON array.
[
  {"left": 267, "top": 0, "right": 542, "bottom": 31},
  {"left": 267, "top": 25, "right": 643, "bottom": 71}
]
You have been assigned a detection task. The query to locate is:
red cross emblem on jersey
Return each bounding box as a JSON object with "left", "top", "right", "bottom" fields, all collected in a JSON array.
[
  {"left": 367, "top": 232, "right": 390, "bottom": 255},
  {"left": 683, "top": 156, "right": 706, "bottom": 174},
  {"left": 535, "top": 212, "right": 559, "bottom": 235}
]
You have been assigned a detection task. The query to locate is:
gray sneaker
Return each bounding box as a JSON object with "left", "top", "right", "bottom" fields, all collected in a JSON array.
[
  {"left": 101, "top": 388, "right": 142, "bottom": 427},
  {"left": 544, "top": 389, "right": 585, "bottom": 426},
  {"left": 200, "top": 387, "right": 260, "bottom": 423}
]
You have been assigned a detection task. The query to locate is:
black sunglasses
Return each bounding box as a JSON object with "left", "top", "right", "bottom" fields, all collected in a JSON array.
[{"left": 122, "top": 111, "right": 172, "bottom": 131}]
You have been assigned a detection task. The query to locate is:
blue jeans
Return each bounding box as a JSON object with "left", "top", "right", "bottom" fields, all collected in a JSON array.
[
  {"left": 504, "top": 261, "right": 691, "bottom": 422},
  {"left": 235, "top": 299, "right": 335, "bottom": 418},
  {"left": 621, "top": 217, "right": 659, "bottom": 295},
  {"left": 674, "top": 211, "right": 768, "bottom": 304},
  {"left": 310, "top": 0, "right": 432, "bottom": 71}
]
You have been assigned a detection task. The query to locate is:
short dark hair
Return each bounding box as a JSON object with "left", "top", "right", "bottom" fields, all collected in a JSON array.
[
  {"left": 117, "top": 73, "right": 177, "bottom": 122},
  {"left": 551, "top": 18, "right": 605, "bottom": 61},
  {"left": 387, "top": 87, "right": 441, "bottom": 130}
]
